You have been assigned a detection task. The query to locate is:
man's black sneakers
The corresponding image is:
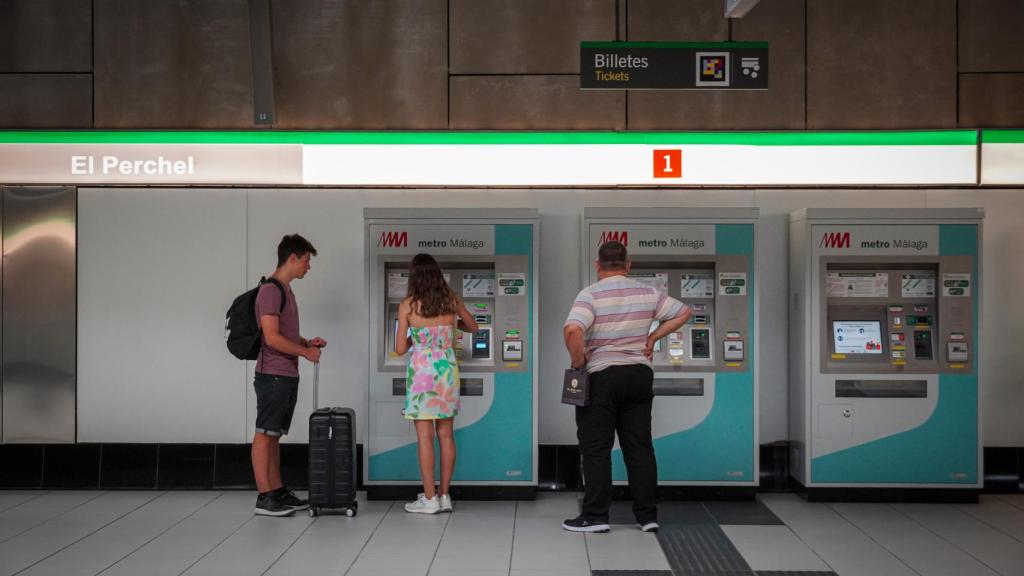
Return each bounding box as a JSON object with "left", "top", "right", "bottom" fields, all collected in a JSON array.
[
  {"left": 561, "top": 516, "right": 610, "bottom": 533},
  {"left": 254, "top": 491, "right": 295, "bottom": 517},
  {"left": 276, "top": 488, "right": 309, "bottom": 510},
  {"left": 637, "top": 521, "right": 660, "bottom": 533}
]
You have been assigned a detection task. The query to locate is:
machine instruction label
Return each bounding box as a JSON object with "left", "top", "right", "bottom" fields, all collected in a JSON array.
[
  {"left": 681, "top": 272, "right": 715, "bottom": 297},
  {"left": 942, "top": 273, "right": 971, "bottom": 297},
  {"left": 718, "top": 272, "right": 747, "bottom": 296},
  {"left": 826, "top": 272, "right": 889, "bottom": 298},
  {"left": 497, "top": 273, "right": 527, "bottom": 296},
  {"left": 901, "top": 273, "right": 936, "bottom": 298},
  {"left": 629, "top": 272, "right": 669, "bottom": 294},
  {"left": 463, "top": 274, "right": 495, "bottom": 297}
]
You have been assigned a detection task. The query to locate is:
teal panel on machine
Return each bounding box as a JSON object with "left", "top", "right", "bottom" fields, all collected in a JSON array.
[
  {"left": 811, "top": 375, "right": 978, "bottom": 483},
  {"left": 613, "top": 223, "right": 756, "bottom": 482},
  {"left": 369, "top": 224, "right": 535, "bottom": 481},
  {"left": 811, "top": 224, "right": 979, "bottom": 484}
]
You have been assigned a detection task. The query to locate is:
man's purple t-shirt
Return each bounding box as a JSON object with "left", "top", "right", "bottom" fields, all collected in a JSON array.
[{"left": 255, "top": 280, "right": 300, "bottom": 377}]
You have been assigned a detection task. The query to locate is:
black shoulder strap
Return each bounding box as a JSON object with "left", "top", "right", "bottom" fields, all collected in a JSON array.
[{"left": 259, "top": 276, "right": 287, "bottom": 313}]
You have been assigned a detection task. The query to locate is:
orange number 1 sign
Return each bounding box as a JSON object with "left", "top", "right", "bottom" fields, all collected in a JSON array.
[{"left": 653, "top": 149, "right": 682, "bottom": 178}]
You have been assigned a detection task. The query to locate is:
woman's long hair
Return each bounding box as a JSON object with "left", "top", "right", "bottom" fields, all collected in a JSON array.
[{"left": 407, "top": 253, "right": 457, "bottom": 318}]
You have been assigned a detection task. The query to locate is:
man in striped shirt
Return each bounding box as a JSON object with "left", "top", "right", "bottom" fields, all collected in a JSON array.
[{"left": 561, "top": 241, "right": 691, "bottom": 534}]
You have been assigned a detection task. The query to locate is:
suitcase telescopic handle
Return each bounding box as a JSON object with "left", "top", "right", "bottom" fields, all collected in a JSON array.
[{"left": 313, "top": 361, "right": 320, "bottom": 410}]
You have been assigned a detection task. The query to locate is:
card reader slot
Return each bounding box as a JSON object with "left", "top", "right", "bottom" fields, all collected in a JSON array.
[
  {"left": 460, "top": 378, "right": 484, "bottom": 396},
  {"left": 835, "top": 379, "right": 927, "bottom": 398},
  {"left": 653, "top": 378, "right": 704, "bottom": 396}
]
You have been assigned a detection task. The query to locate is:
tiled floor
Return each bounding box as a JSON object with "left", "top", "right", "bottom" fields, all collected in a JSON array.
[{"left": 0, "top": 491, "right": 1022, "bottom": 576}]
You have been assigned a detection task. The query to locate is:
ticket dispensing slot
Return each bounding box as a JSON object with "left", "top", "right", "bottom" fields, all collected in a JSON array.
[
  {"left": 653, "top": 378, "right": 705, "bottom": 396},
  {"left": 460, "top": 378, "right": 484, "bottom": 396}
]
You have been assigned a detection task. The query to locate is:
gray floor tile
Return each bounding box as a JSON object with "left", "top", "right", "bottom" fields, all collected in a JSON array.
[
  {"left": 515, "top": 492, "right": 581, "bottom": 518},
  {"left": 263, "top": 497, "right": 391, "bottom": 576},
  {"left": 893, "top": 502, "right": 1024, "bottom": 576},
  {"left": 509, "top": 570, "right": 590, "bottom": 576},
  {"left": 0, "top": 491, "right": 102, "bottom": 542},
  {"left": 760, "top": 493, "right": 919, "bottom": 576},
  {"left": 18, "top": 492, "right": 219, "bottom": 576},
  {"left": 831, "top": 502, "right": 1000, "bottom": 576},
  {"left": 721, "top": 525, "right": 833, "bottom": 573},
  {"left": 0, "top": 491, "right": 160, "bottom": 576},
  {"left": 428, "top": 555, "right": 510, "bottom": 571},
  {"left": 707, "top": 499, "right": 785, "bottom": 526},
  {"left": 591, "top": 571, "right": 673, "bottom": 576},
  {"left": 956, "top": 496, "right": 1024, "bottom": 543},
  {"left": 98, "top": 492, "right": 256, "bottom": 576},
  {"left": 586, "top": 529, "right": 671, "bottom": 571},
  {"left": 0, "top": 491, "right": 46, "bottom": 514},
  {"left": 994, "top": 494, "right": 1024, "bottom": 512}
]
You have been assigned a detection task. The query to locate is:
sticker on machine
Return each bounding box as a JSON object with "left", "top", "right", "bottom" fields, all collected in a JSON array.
[
  {"left": 901, "top": 273, "right": 936, "bottom": 298},
  {"left": 463, "top": 274, "right": 495, "bottom": 297},
  {"left": 388, "top": 270, "right": 450, "bottom": 298},
  {"left": 826, "top": 272, "right": 889, "bottom": 298},
  {"left": 629, "top": 272, "right": 668, "bottom": 294},
  {"left": 497, "top": 272, "right": 527, "bottom": 296},
  {"left": 681, "top": 272, "right": 715, "bottom": 298},
  {"left": 718, "top": 272, "right": 747, "bottom": 296},
  {"left": 942, "top": 273, "right": 971, "bottom": 297},
  {"left": 387, "top": 272, "right": 409, "bottom": 299}
]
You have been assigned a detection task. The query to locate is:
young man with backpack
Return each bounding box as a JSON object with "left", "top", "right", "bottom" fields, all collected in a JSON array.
[{"left": 250, "top": 234, "right": 326, "bottom": 517}]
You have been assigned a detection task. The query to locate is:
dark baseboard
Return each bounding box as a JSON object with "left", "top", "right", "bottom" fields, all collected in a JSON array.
[
  {"left": 367, "top": 484, "right": 536, "bottom": 501},
  {"left": 1, "top": 442, "right": 1020, "bottom": 495},
  {"left": 795, "top": 482, "right": 980, "bottom": 504}
]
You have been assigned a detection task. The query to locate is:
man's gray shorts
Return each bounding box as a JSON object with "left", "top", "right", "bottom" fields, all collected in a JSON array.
[{"left": 253, "top": 372, "right": 300, "bottom": 437}]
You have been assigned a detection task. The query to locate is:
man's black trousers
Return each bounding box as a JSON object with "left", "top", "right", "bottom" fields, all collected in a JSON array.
[{"left": 576, "top": 363, "right": 657, "bottom": 524}]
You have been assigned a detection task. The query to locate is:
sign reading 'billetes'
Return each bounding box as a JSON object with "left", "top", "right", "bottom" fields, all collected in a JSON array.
[{"left": 580, "top": 41, "right": 769, "bottom": 90}]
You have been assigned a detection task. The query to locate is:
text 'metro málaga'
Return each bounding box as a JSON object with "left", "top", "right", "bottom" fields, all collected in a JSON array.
[{"left": 580, "top": 41, "right": 768, "bottom": 90}]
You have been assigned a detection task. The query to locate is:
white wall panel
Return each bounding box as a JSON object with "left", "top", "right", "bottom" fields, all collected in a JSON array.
[
  {"left": 925, "top": 188, "right": 1024, "bottom": 447},
  {"left": 75, "top": 187, "right": 1024, "bottom": 447},
  {"left": 78, "top": 188, "right": 247, "bottom": 442}
]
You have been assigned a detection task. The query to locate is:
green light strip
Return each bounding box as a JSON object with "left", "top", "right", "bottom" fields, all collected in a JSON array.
[
  {"left": 981, "top": 130, "right": 1024, "bottom": 144},
  {"left": 0, "top": 131, "right": 978, "bottom": 146}
]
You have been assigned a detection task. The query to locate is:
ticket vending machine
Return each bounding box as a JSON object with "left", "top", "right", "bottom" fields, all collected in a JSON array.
[
  {"left": 582, "top": 208, "right": 759, "bottom": 487},
  {"left": 365, "top": 208, "right": 538, "bottom": 498},
  {"left": 789, "top": 208, "right": 983, "bottom": 493}
]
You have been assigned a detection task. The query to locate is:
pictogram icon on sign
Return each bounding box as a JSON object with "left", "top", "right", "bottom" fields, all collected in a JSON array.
[{"left": 653, "top": 149, "right": 682, "bottom": 178}]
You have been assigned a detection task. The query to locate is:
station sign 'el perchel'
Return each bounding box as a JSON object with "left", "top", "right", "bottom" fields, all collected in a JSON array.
[{"left": 580, "top": 41, "right": 768, "bottom": 90}]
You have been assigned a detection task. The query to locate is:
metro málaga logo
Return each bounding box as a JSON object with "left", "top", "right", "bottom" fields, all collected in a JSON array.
[
  {"left": 819, "top": 232, "right": 851, "bottom": 249},
  {"left": 378, "top": 231, "right": 408, "bottom": 248},
  {"left": 599, "top": 231, "right": 628, "bottom": 246}
]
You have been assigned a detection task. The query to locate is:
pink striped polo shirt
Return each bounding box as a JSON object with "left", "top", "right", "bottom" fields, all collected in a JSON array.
[{"left": 565, "top": 274, "right": 688, "bottom": 374}]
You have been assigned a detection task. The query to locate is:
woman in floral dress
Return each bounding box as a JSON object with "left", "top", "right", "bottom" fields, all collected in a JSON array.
[{"left": 395, "top": 254, "right": 478, "bottom": 514}]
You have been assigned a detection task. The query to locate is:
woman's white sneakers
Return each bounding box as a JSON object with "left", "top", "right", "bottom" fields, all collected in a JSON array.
[
  {"left": 405, "top": 493, "right": 453, "bottom": 514},
  {"left": 405, "top": 494, "right": 441, "bottom": 514}
]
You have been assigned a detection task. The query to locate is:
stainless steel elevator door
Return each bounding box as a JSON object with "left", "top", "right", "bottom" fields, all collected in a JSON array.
[{"left": 2, "top": 186, "right": 76, "bottom": 443}]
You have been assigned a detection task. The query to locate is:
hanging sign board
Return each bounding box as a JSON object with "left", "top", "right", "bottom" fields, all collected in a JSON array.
[{"left": 580, "top": 41, "right": 768, "bottom": 90}]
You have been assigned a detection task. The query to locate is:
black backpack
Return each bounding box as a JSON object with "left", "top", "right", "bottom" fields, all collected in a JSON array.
[{"left": 225, "top": 277, "right": 286, "bottom": 360}]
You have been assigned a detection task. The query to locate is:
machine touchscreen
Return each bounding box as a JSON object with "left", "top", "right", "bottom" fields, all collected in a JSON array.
[{"left": 832, "top": 321, "right": 883, "bottom": 354}]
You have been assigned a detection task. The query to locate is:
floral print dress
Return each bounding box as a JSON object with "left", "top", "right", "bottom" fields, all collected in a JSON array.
[{"left": 405, "top": 325, "right": 460, "bottom": 420}]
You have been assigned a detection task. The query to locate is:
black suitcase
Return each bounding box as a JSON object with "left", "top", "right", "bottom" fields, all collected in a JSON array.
[{"left": 307, "top": 364, "right": 359, "bottom": 517}]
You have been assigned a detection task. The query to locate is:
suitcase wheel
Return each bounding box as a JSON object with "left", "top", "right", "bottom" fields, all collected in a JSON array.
[
  {"left": 345, "top": 507, "right": 356, "bottom": 517},
  {"left": 309, "top": 507, "right": 319, "bottom": 517}
]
